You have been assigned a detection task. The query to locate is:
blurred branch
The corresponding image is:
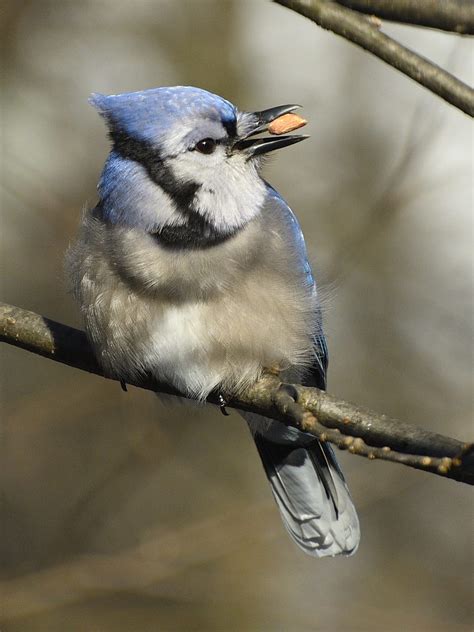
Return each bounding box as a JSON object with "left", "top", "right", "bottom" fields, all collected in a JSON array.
[
  {"left": 334, "top": 0, "right": 474, "bottom": 34},
  {"left": 2, "top": 302, "right": 473, "bottom": 485},
  {"left": 0, "top": 501, "right": 272, "bottom": 620},
  {"left": 274, "top": 0, "right": 474, "bottom": 116}
]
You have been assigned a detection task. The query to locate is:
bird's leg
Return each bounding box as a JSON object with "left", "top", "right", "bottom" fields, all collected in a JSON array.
[{"left": 120, "top": 380, "right": 128, "bottom": 392}]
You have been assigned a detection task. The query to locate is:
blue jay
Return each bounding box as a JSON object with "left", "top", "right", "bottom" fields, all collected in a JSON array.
[{"left": 67, "top": 86, "right": 360, "bottom": 557}]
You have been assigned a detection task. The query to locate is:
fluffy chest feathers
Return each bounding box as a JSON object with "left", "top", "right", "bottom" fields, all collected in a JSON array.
[{"left": 67, "top": 190, "right": 319, "bottom": 399}]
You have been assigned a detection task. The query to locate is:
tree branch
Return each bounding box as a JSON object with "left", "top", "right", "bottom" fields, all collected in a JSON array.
[
  {"left": 334, "top": 0, "right": 474, "bottom": 34},
  {"left": 1, "top": 302, "right": 473, "bottom": 485},
  {"left": 273, "top": 0, "right": 474, "bottom": 117}
]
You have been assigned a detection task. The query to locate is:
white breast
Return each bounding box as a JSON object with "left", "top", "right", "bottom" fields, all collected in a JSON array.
[
  {"left": 68, "top": 191, "right": 319, "bottom": 400},
  {"left": 144, "top": 301, "right": 231, "bottom": 399}
]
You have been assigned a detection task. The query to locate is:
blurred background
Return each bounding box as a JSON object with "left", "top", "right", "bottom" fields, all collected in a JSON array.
[{"left": 1, "top": 1, "right": 473, "bottom": 630}]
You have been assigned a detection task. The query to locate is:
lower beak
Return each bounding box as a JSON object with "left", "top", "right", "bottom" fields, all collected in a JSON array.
[
  {"left": 234, "top": 104, "right": 309, "bottom": 156},
  {"left": 235, "top": 133, "right": 309, "bottom": 156}
]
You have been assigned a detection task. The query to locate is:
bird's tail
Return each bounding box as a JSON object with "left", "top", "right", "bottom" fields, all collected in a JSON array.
[{"left": 246, "top": 414, "right": 360, "bottom": 557}]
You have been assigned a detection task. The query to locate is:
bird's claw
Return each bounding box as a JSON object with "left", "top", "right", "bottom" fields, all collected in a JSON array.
[
  {"left": 277, "top": 382, "right": 299, "bottom": 402},
  {"left": 218, "top": 394, "right": 230, "bottom": 416}
]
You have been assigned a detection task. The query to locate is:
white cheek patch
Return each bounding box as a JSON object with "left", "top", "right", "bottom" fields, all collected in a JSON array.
[
  {"left": 168, "top": 147, "right": 227, "bottom": 184},
  {"left": 159, "top": 117, "right": 267, "bottom": 232},
  {"left": 169, "top": 151, "right": 267, "bottom": 232},
  {"left": 193, "top": 154, "right": 267, "bottom": 231}
]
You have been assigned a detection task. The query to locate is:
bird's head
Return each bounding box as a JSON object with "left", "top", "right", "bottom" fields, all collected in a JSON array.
[{"left": 91, "top": 86, "right": 307, "bottom": 244}]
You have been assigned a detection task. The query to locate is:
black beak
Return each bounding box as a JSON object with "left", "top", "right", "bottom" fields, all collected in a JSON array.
[{"left": 234, "top": 104, "right": 309, "bottom": 157}]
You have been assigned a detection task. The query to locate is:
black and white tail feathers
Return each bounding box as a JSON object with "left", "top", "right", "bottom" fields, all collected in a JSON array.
[{"left": 246, "top": 414, "right": 360, "bottom": 557}]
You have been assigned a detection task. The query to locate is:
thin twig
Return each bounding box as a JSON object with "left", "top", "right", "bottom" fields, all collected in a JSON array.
[
  {"left": 334, "top": 0, "right": 474, "bottom": 34},
  {"left": 274, "top": 0, "right": 474, "bottom": 116},
  {"left": 1, "top": 302, "right": 473, "bottom": 485},
  {"left": 273, "top": 386, "right": 471, "bottom": 479}
]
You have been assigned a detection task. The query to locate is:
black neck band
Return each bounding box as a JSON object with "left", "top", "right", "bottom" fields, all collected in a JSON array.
[{"left": 150, "top": 223, "right": 236, "bottom": 250}]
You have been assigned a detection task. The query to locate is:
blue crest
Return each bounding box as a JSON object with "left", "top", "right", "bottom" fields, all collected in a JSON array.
[{"left": 89, "top": 86, "right": 237, "bottom": 146}]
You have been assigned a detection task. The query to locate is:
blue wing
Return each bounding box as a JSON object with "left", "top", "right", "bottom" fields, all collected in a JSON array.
[
  {"left": 265, "top": 183, "right": 328, "bottom": 391},
  {"left": 249, "top": 186, "right": 359, "bottom": 557}
]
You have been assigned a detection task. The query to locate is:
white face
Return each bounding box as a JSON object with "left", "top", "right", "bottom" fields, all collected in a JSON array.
[{"left": 160, "top": 115, "right": 267, "bottom": 232}]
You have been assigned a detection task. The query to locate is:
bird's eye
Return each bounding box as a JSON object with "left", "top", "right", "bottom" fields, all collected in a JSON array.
[{"left": 195, "top": 138, "right": 217, "bottom": 154}]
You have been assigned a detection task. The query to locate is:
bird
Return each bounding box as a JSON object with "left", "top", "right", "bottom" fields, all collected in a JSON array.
[{"left": 66, "top": 86, "right": 360, "bottom": 557}]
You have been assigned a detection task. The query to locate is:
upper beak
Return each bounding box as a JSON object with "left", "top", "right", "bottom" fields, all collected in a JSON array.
[{"left": 234, "top": 104, "right": 309, "bottom": 157}]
